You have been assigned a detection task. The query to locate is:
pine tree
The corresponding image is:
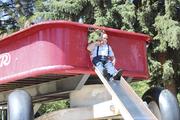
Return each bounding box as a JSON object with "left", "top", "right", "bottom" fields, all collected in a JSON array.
[
  {"left": 136, "top": 0, "right": 180, "bottom": 95},
  {"left": 0, "top": 0, "right": 35, "bottom": 35}
]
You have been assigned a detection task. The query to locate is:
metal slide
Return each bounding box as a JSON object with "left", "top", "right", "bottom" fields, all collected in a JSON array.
[{"left": 94, "top": 67, "right": 158, "bottom": 120}]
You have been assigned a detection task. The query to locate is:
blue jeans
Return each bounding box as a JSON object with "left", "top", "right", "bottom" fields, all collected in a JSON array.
[{"left": 92, "top": 56, "right": 118, "bottom": 77}]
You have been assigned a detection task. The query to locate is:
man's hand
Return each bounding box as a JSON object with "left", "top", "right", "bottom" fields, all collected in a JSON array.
[
  {"left": 112, "top": 58, "right": 116, "bottom": 65},
  {"left": 88, "top": 27, "right": 95, "bottom": 32},
  {"left": 108, "top": 56, "right": 116, "bottom": 65},
  {"left": 87, "top": 41, "right": 100, "bottom": 52}
]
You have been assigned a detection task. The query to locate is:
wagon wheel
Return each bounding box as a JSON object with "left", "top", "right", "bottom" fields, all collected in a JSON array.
[
  {"left": 142, "top": 87, "right": 180, "bottom": 120},
  {"left": 8, "top": 90, "right": 33, "bottom": 120}
]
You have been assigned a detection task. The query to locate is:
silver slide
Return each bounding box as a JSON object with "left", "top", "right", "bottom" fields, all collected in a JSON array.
[{"left": 95, "top": 67, "right": 158, "bottom": 120}]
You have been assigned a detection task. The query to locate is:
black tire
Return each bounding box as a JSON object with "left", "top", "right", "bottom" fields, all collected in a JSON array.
[
  {"left": 8, "top": 90, "right": 34, "bottom": 120},
  {"left": 142, "top": 87, "right": 180, "bottom": 120}
]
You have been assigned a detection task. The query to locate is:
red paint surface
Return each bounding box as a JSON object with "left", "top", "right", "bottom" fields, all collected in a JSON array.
[{"left": 0, "top": 21, "right": 150, "bottom": 84}]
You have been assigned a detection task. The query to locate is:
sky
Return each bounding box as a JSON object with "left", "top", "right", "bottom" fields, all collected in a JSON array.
[
  {"left": 0, "top": 0, "right": 11, "bottom": 20},
  {"left": 1, "top": 0, "right": 9, "bottom": 2}
]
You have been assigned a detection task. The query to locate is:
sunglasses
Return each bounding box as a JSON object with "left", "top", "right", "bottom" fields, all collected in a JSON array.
[{"left": 103, "top": 37, "right": 108, "bottom": 39}]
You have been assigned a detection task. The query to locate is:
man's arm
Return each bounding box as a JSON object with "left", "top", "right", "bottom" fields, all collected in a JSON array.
[
  {"left": 111, "top": 56, "right": 116, "bottom": 65},
  {"left": 87, "top": 41, "right": 100, "bottom": 52},
  {"left": 108, "top": 46, "right": 116, "bottom": 65}
]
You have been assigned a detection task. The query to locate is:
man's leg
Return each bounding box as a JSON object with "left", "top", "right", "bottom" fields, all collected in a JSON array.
[
  {"left": 113, "top": 69, "right": 123, "bottom": 80},
  {"left": 104, "top": 61, "right": 122, "bottom": 80},
  {"left": 104, "top": 61, "right": 117, "bottom": 80},
  {"left": 95, "top": 62, "right": 105, "bottom": 75}
]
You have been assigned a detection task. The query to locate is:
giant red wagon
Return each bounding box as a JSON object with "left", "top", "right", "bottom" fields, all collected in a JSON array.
[{"left": 0, "top": 21, "right": 150, "bottom": 84}]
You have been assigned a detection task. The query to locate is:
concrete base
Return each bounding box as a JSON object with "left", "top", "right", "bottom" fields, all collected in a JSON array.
[
  {"left": 70, "top": 84, "right": 112, "bottom": 107},
  {"left": 35, "top": 100, "right": 122, "bottom": 120},
  {"left": 35, "top": 85, "right": 122, "bottom": 120}
]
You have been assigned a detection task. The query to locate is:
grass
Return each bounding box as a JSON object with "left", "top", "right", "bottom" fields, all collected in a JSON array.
[
  {"left": 130, "top": 80, "right": 150, "bottom": 98},
  {"left": 177, "top": 93, "right": 180, "bottom": 105}
]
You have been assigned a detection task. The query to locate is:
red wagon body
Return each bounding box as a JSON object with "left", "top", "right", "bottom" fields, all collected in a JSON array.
[{"left": 0, "top": 21, "right": 150, "bottom": 90}]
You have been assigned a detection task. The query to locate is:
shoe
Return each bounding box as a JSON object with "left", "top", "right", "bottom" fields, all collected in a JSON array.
[
  {"left": 103, "top": 70, "right": 108, "bottom": 78},
  {"left": 105, "top": 73, "right": 114, "bottom": 81},
  {"left": 113, "top": 69, "right": 123, "bottom": 80},
  {"left": 109, "top": 77, "right": 114, "bottom": 81}
]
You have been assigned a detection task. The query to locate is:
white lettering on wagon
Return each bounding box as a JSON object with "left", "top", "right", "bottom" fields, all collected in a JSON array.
[{"left": 0, "top": 53, "right": 11, "bottom": 68}]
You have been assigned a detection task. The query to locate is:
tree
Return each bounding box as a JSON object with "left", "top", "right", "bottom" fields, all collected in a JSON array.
[
  {"left": 136, "top": 0, "right": 180, "bottom": 95},
  {"left": 0, "top": 0, "right": 35, "bottom": 35}
]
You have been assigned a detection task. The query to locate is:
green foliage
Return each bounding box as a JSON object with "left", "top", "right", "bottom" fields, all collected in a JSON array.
[
  {"left": 131, "top": 80, "right": 150, "bottom": 97},
  {"left": 32, "top": 0, "right": 92, "bottom": 22},
  {"left": 177, "top": 93, "right": 180, "bottom": 105},
  {"left": 0, "top": 0, "right": 35, "bottom": 34},
  {"left": 148, "top": 59, "right": 163, "bottom": 85},
  {"left": 165, "top": 0, "right": 180, "bottom": 20},
  {"left": 38, "top": 100, "right": 69, "bottom": 115},
  {"left": 88, "top": 29, "right": 102, "bottom": 43},
  {"left": 137, "top": 1, "right": 159, "bottom": 34},
  {"left": 116, "top": 3, "right": 136, "bottom": 31},
  {"left": 154, "top": 16, "right": 180, "bottom": 52},
  {"left": 137, "top": 0, "right": 180, "bottom": 92},
  {"left": 162, "top": 60, "right": 174, "bottom": 81}
]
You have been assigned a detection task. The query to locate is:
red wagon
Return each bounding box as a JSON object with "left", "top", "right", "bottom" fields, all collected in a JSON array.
[{"left": 0, "top": 21, "right": 149, "bottom": 83}]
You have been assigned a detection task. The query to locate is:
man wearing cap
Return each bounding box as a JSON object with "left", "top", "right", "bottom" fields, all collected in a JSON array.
[{"left": 87, "top": 31, "right": 122, "bottom": 81}]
